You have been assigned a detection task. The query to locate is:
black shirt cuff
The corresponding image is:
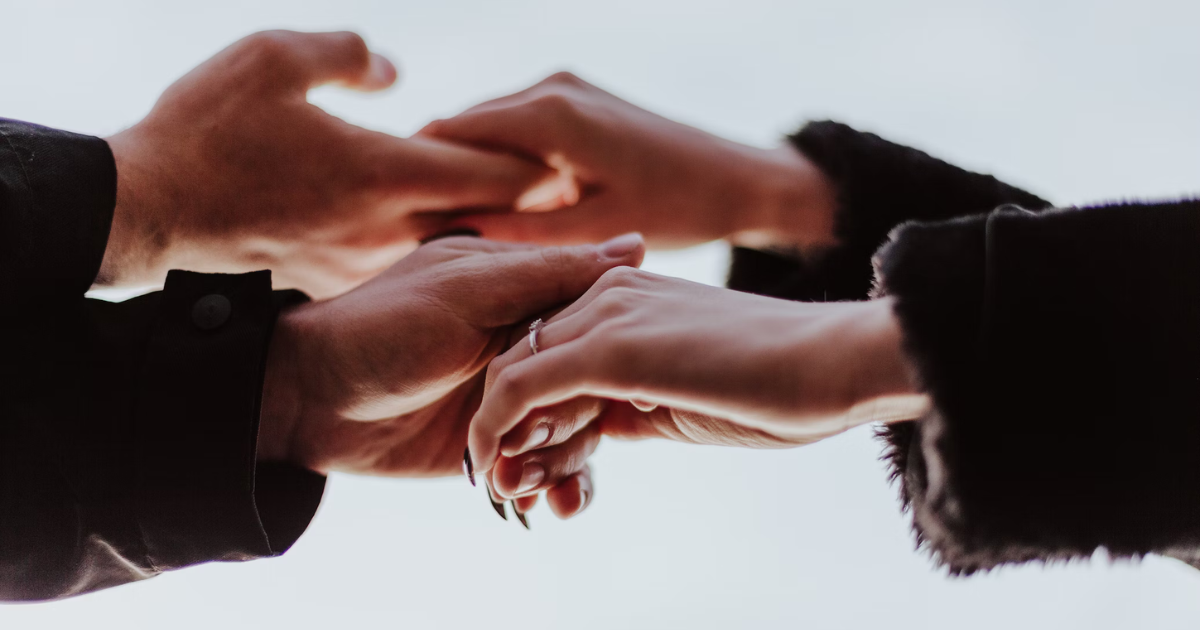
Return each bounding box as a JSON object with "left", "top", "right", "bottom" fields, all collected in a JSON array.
[{"left": 133, "top": 270, "right": 324, "bottom": 569}]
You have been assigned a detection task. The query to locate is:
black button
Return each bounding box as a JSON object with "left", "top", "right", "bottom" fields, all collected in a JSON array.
[{"left": 192, "top": 294, "right": 232, "bottom": 330}]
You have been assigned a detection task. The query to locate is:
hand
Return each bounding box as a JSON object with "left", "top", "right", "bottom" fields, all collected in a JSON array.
[
  {"left": 100, "top": 30, "right": 555, "bottom": 298},
  {"left": 420, "top": 72, "right": 837, "bottom": 250},
  {"left": 256, "top": 233, "right": 646, "bottom": 484},
  {"left": 468, "top": 268, "right": 927, "bottom": 518}
]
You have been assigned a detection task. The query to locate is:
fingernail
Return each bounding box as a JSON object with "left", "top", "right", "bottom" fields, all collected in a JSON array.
[
  {"left": 488, "top": 485, "right": 508, "bottom": 521},
  {"left": 420, "top": 227, "right": 482, "bottom": 245},
  {"left": 578, "top": 487, "right": 591, "bottom": 515},
  {"left": 512, "top": 501, "right": 530, "bottom": 530},
  {"left": 630, "top": 398, "right": 659, "bottom": 412},
  {"left": 519, "top": 425, "right": 551, "bottom": 453},
  {"left": 516, "top": 463, "right": 546, "bottom": 495},
  {"left": 462, "top": 448, "right": 475, "bottom": 486},
  {"left": 599, "top": 232, "right": 643, "bottom": 259},
  {"left": 366, "top": 53, "right": 398, "bottom": 86}
]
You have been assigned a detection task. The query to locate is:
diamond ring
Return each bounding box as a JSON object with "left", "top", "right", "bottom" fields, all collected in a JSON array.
[{"left": 529, "top": 318, "right": 545, "bottom": 355}]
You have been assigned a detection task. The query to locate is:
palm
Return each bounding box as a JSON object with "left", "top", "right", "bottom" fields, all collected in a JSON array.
[{"left": 296, "top": 375, "right": 484, "bottom": 477}]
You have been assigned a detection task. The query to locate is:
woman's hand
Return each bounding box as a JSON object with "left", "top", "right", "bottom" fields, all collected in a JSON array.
[
  {"left": 468, "top": 269, "right": 928, "bottom": 520},
  {"left": 101, "top": 30, "right": 556, "bottom": 298},
  {"left": 420, "top": 72, "right": 838, "bottom": 250},
  {"left": 256, "top": 234, "right": 645, "bottom": 481}
]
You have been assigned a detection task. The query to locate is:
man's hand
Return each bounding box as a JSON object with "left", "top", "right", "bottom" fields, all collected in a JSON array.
[
  {"left": 256, "top": 233, "right": 646, "bottom": 479},
  {"left": 420, "top": 72, "right": 837, "bottom": 251},
  {"left": 100, "top": 30, "right": 555, "bottom": 298}
]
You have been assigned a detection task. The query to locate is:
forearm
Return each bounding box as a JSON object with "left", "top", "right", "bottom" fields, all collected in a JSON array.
[
  {"left": 97, "top": 126, "right": 173, "bottom": 287},
  {"left": 728, "top": 120, "right": 1051, "bottom": 302},
  {"left": 726, "top": 143, "right": 839, "bottom": 252}
]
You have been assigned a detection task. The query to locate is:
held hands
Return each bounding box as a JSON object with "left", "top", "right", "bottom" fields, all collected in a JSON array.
[
  {"left": 421, "top": 72, "right": 838, "bottom": 251},
  {"left": 101, "top": 30, "right": 555, "bottom": 298},
  {"left": 100, "top": 35, "right": 885, "bottom": 520},
  {"left": 255, "top": 234, "right": 645, "bottom": 484},
  {"left": 467, "top": 270, "right": 927, "bottom": 519}
]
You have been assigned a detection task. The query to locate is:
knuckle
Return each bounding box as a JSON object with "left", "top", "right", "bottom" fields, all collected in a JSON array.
[
  {"left": 494, "top": 367, "right": 530, "bottom": 401},
  {"left": 596, "top": 265, "right": 637, "bottom": 289},
  {"left": 539, "top": 245, "right": 567, "bottom": 270},
  {"left": 246, "top": 30, "right": 294, "bottom": 63},
  {"left": 484, "top": 357, "right": 507, "bottom": 388},
  {"left": 545, "top": 71, "right": 583, "bottom": 86},
  {"left": 334, "top": 31, "right": 370, "bottom": 65},
  {"left": 593, "top": 288, "right": 636, "bottom": 318},
  {"left": 531, "top": 92, "right": 578, "bottom": 120}
]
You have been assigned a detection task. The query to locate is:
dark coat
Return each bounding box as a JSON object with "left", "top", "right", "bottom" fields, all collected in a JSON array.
[
  {"left": 730, "top": 121, "right": 1200, "bottom": 575},
  {"left": 0, "top": 119, "right": 324, "bottom": 602}
]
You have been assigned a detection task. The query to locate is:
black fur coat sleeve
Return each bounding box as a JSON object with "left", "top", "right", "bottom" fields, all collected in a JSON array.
[
  {"left": 727, "top": 120, "right": 1051, "bottom": 302},
  {"left": 875, "top": 201, "right": 1200, "bottom": 574},
  {"left": 728, "top": 120, "right": 1200, "bottom": 573}
]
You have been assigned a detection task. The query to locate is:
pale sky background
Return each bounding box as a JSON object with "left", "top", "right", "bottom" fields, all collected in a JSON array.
[{"left": 2, "top": 1, "right": 1199, "bottom": 628}]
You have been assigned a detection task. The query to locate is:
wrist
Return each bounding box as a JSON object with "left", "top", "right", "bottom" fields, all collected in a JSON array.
[
  {"left": 843, "top": 298, "right": 929, "bottom": 426},
  {"left": 99, "top": 125, "right": 175, "bottom": 286},
  {"left": 729, "top": 143, "right": 838, "bottom": 252},
  {"left": 259, "top": 305, "right": 307, "bottom": 464}
]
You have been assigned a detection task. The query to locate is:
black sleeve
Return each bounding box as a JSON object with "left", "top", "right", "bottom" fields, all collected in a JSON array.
[
  {"left": 727, "top": 120, "right": 1051, "bottom": 301},
  {"left": 0, "top": 119, "right": 326, "bottom": 601},
  {"left": 873, "top": 200, "right": 1200, "bottom": 574}
]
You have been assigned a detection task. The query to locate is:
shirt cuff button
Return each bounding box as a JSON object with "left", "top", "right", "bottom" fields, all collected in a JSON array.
[{"left": 192, "top": 294, "right": 232, "bottom": 330}]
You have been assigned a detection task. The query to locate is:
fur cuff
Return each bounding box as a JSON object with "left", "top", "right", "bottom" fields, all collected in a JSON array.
[{"left": 874, "top": 201, "right": 1200, "bottom": 574}]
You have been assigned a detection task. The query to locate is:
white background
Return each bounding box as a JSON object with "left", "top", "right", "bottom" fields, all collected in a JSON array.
[{"left": 2, "top": 1, "right": 1199, "bottom": 628}]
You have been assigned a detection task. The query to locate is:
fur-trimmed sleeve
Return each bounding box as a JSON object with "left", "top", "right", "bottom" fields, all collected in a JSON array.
[
  {"left": 727, "top": 120, "right": 1050, "bottom": 301},
  {"left": 873, "top": 200, "right": 1200, "bottom": 573}
]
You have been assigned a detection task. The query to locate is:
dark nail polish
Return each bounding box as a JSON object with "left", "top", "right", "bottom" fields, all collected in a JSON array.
[
  {"left": 488, "top": 487, "right": 508, "bottom": 521},
  {"left": 512, "top": 501, "right": 530, "bottom": 530},
  {"left": 462, "top": 448, "right": 475, "bottom": 487}
]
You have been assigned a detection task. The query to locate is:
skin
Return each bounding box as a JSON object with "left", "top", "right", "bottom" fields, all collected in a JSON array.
[
  {"left": 427, "top": 72, "right": 925, "bottom": 519},
  {"left": 100, "top": 30, "right": 557, "bottom": 299},
  {"left": 469, "top": 269, "right": 928, "bottom": 516},
  {"left": 93, "top": 32, "right": 639, "bottom": 516},
  {"left": 256, "top": 234, "right": 646, "bottom": 507},
  {"left": 420, "top": 72, "right": 840, "bottom": 252}
]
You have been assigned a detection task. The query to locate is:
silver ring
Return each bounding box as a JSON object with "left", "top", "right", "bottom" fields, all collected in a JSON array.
[{"left": 529, "top": 318, "right": 545, "bottom": 355}]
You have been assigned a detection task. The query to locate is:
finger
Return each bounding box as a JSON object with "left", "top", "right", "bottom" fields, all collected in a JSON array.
[
  {"left": 449, "top": 197, "right": 629, "bottom": 246},
  {"left": 499, "top": 396, "right": 608, "bottom": 457},
  {"left": 238, "top": 30, "right": 398, "bottom": 92},
  {"left": 420, "top": 92, "right": 586, "bottom": 163},
  {"left": 471, "top": 337, "right": 637, "bottom": 474},
  {"left": 492, "top": 423, "right": 601, "bottom": 500},
  {"left": 514, "top": 494, "right": 539, "bottom": 514},
  {"left": 364, "top": 134, "right": 556, "bottom": 212},
  {"left": 546, "top": 466, "right": 594, "bottom": 520},
  {"left": 448, "top": 233, "right": 645, "bottom": 328},
  {"left": 484, "top": 303, "right": 609, "bottom": 394},
  {"left": 484, "top": 266, "right": 653, "bottom": 380}
]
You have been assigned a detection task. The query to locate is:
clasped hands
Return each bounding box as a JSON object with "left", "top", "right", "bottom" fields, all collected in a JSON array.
[{"left": 102, "top": 30, "right": 922, "bottom": 524}]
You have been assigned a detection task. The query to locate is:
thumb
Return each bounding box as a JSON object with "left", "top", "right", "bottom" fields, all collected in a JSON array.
[
  {"left": 238, "top": 30, "right": 399, "bottom": 93},
  {"left": 450, "top": 233, "right": 646, "bottom": 328}
]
